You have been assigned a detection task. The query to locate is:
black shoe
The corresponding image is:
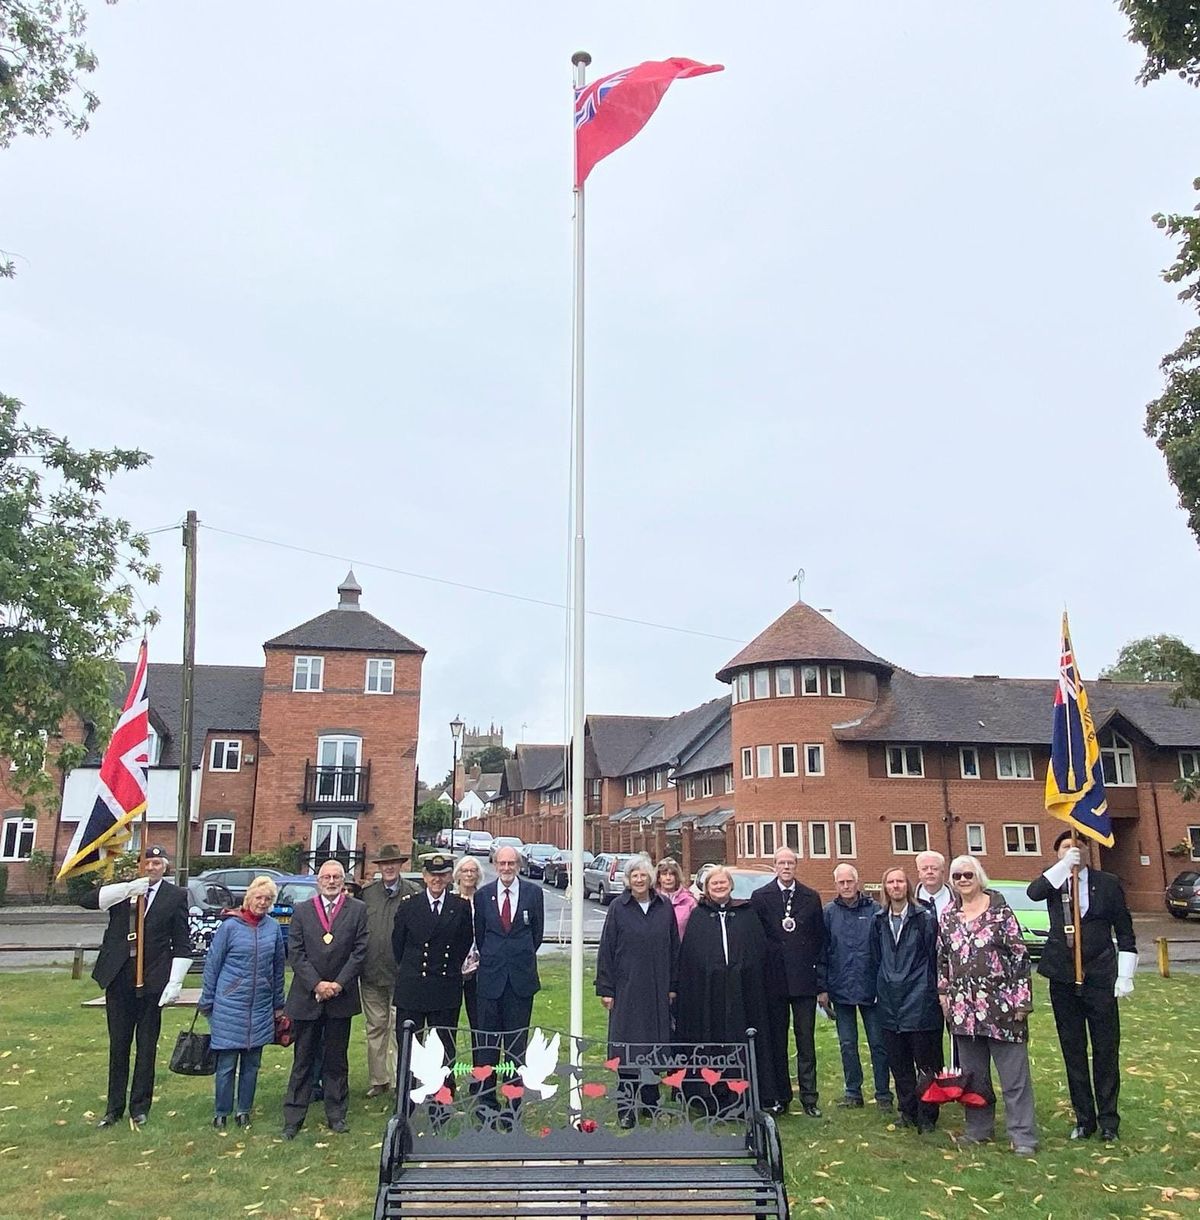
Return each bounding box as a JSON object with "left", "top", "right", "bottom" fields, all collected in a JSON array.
[
  {"left": 802, "top": 1104, "right": 822, "bottom": 1118},
  {"left": 764, "top": 1102, "right": 785, "bottom": 1116},
  {"left": 328, "top": 1119, "right": 349, "bottom": 1134},
  {"left": 876, "top": 1098, "right": 894, "bottom": 1113},
  {"left": 235, "top": 1114, "right": 250, "bottom": 1129},
  {"left": 837, "top": 1095, "right": 864, "bottom": 1109},
  {"left": 96, "top": 1113, "right": 122, "bottom": 1129},
  {"left": 917, "top": 1122, "right": 936, "bottom": 1135},
  {"left": 1070, "top": 1124, "right": 1095, "bottom": 1140},
  {"left": 212, "top": 1116, "right": 227, "bottom": 1131},
  {"left": 365, "top": 1084, "right": 389, "bottom": 1099},
  {"left": 130, "top": 1114, "right": 147, "bottom": 1128},
  {"left": 282, "top": 1124, "right": 300, "bottom": 1140},
  {"left": 896, "top": 1114, "right": 915, "bottom": 1128},
  {"left": 1100, "top": 1128, "right": 1118, "bottom": 1143},
  {"left": 618, "top": 1112, "right": 636, "bottom": 1129}
]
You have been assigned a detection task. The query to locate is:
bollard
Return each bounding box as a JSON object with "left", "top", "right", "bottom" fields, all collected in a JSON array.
[
  {"left": 72, "top": 944, "right": 84, "bottom": 980},
  {"left": 1157, "top": 937, "right": 1170, "bottom": 979}
]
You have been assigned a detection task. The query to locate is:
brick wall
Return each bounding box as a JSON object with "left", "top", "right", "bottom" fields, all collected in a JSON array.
[{"left": 195, "top": 731, "right": 260, "bottom": 859}]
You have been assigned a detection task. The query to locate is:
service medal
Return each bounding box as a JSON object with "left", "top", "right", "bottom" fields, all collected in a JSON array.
[
  {"left": 322, "top": 932, "right": 334, "bottom": 944},
  {"left": 781, "top": 916, "right": 796, "bottom": 933}
]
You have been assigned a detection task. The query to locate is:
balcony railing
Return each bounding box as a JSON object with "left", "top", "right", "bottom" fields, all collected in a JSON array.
[
  {"left": 299, "top": 847, "right": 366, "bottom": 879},
  {"left": 300, "top": 762, "right": 372, "bottom": 812}
]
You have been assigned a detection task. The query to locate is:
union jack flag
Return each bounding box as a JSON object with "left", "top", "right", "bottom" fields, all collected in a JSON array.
[
  {"left": 58, "top": 638, "right": 151, "bottom": 880},
  {"left": 573, "top": 57, "right": 723, "bottom": 187},
  {"left": 1044, "top": 612, "right": 1113, "bottom": 847}
]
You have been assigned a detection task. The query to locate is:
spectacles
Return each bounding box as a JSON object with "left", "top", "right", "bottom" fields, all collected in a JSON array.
[{"left": 951, "top": 871, "right": 976, "bottom": 881}]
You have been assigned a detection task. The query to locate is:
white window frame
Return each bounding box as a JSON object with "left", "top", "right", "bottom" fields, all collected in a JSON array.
[
  {"left": 654, "top": 768, "right": 663, "bottom": 791},
  {"left": 737, "top": 673, "right": 751, "bottom": 703},
  {"left": 314, "top": 735, "right": 363, "bottom": 802},
  {"left": 782, "top": 821, "right": 803, "bottom": 855},
  {"left": 835, "top": 820, "right": 856, "bottom": 858},
  {"left": 753, "top": 669, "right": 771, "bottom": 700},
  {"left": 209, "top": 738, "right": 242, "bottom": 773},
  {"left": 701, "top": 772, "right": 714, "bottom": 798},
  {"left": 684, "top": 778, "right": 696, "bottom": 801},
  {"left": 778, "top": 744, "right": 798, "bottom": 777},
  {"left": 760, "top": 822, "right": 777, "bottom": 857},
  {"left": 804, "top": 743, "right": 825, "bottom": 777},
  {"left": 745, "top": 821, "right": 757, "bottom": 858},
  {"left": 736, "top": 822, "right": 745, "bottom": 856},
  {"left": 1100, "top": 731, "right": 1136, "bottom": 787},
  {"left": 959, "top": 747, "right": 980, "bottom": 780},
  {"left": 966, "top": 823, "right": 987, "bottom": 854},
  {"left": 724, "top": 768, "right": 735, "bottom": 794},
  {"left": 1003, "top": 823, "right": 1041, "bottom": 856},
  {"left": 892, "top": 822, "right": 930, "bottom": 854},
  {"left": 827, "top": 665, "right": 845, "bottom": 697},
  {"left": 293, "top": 655, "right": 324, "bottom": 692},
  {"left": 638, "top": 774, "right": 647, "bottom": 795},
  {"left": 1180, "top": 751, "right": 1200, "bottom": 779},
  {"left": 201, "top": 819, "right": 235, "bottom": 856},
  {"left": 310, "top": 816, "right": 357, "bottom": 856},
  {"left": 801, "top": 665, "right": 821, "bottom": 696},
  {"left": 146, "top": 726, "right": 161, "bottom": 766},
  {"left": 776, "top": 667, "right": 795, "bottom": 697},
  {"left": 0, "top": 817, "right": 35, "bottom": 862},
  {"left": 809, "top": 821, "right": 831, "bottom": 859},
  {"left": 625, "top": 776, "right": 635, "bottom": 797},
  {"left": 756, "top": 745, "right": 773, "bottom": 779},
  {"left": 741, "top": 747, "right": 754, "bottom": 779},
  {"left": 887, "top": 745, "right": 924, "bottom": 778},
  {"left": 365, "top": 657, "right": 395, "bottom": 695},
  {"left": 995, "top": 747, "right": 1034, "bottom": 781}
]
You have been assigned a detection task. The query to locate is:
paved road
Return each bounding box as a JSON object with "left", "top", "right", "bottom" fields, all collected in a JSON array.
[{"left": 473, "top": 858, "right": 609, "bottom": 948}]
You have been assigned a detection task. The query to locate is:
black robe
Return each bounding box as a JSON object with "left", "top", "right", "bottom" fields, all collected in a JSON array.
[
  {"left": 595, "top": 890, "right": 679, "bottom": 1051},
  {"left": 675, "top": 897, "right": 776, "bottom": 1103}
]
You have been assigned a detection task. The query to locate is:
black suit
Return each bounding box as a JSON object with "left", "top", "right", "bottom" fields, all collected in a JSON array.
[
  {"left": 750, "top": 879, "right": 827, "bottom": 1108},
  {"left": 81, "top": 880, "right": 190, "bottom": 1119},
  {"left": 1027, "top": 867, "right": 1136, "bottom": 1134},
  {"left": 391, "top": 890, "right": 474, "bottom": 1096},
  {"left": 282, "top": 894, "right": 369, "bottom": 1129}
]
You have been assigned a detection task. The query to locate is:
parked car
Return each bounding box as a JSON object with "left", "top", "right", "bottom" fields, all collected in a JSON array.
[
  {"left": 990, "top": 880, "right": 1051, "bottom": 959},
  {"left": 581, "top": 853, "right": 637, "bottom": 904},
  {"left": 195, "top": 865, "right": 287, "bottom": 903},
  {"left": 468, "top": 830, "right": 494, "bottom": 856},
  {"left": 1166, "top": 869, "right": 1200, "bottom": 919},
  {"left": 489, "top": 836, "right": 524, "bottom": 863},
  {"left": 542, "top": 849, "right": 595, "bottom": 889},
  {"left": 519, "top": 843, "right": 558, "bottom": 880},
  {"left": 185, "top": 877, "right": 234, "bottom": 972},
  {"left": 270, "top": 874, "right": 319, "bottom": 949}
]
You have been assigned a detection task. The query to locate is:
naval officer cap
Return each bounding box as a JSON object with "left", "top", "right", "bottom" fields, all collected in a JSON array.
[{"left": 420, "top": 853, "right": 454, "bottom": 875}]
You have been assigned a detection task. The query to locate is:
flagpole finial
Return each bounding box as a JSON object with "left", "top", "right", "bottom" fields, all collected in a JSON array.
[{"left": 572, "top": 50, "right": 592, "bottom": 66}]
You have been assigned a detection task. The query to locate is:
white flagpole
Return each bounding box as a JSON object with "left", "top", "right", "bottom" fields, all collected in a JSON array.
[{"left": 568, "top": 48, "right": 591, "bottom": 1095}]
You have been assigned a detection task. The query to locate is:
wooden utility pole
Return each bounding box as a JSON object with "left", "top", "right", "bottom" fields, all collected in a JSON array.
[{"left": 175, "top": 510, "right": 198, "bottom": 889}]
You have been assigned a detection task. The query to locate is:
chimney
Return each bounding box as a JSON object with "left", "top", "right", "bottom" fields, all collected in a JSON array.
[{"left": 337, "top": 568, "right": 363, "bottom": 611}]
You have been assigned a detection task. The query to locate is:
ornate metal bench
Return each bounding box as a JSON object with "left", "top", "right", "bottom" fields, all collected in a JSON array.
[{"left": 374, "top": 1022, "right": 789, "bottom": 1219}]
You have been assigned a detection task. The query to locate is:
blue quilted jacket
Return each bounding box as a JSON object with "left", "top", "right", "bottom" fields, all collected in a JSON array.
[{"left": 198, "top": 912, "right": 286, "bottom": 1051}]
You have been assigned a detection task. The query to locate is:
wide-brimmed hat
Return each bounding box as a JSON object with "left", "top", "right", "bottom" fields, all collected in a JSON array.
[{"left": 373, "top": 844, "right": 410, "bottom": 864}]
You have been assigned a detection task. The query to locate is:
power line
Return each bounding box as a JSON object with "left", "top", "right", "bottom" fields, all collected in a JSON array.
[{"left": 198, "top": 522, "right": 746, "bottom": 646}]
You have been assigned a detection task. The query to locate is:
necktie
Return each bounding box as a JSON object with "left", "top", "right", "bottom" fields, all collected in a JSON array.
[
  {"left": 500, "top": 887, "right": 512, "bottom": 932},
  {"left": 432, "top": 898, "right": 441, "bottom": 917}
]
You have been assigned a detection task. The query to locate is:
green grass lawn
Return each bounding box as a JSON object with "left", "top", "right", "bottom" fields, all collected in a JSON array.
[{"left": 0, "top": 963, "right": 1198, "bottom": 1219}]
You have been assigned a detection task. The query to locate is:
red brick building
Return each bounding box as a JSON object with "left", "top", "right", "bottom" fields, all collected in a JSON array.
[
  {"left": 481, "top": 601, "right": 1200, "bottom": 910},
  {"left": 1, "top": 572, "right": 424, "bottom": 889}
]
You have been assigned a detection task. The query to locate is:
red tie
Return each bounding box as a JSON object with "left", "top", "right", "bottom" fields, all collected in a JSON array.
[{"left": 500, "top": 887, "right": 512, "bottom": 932}]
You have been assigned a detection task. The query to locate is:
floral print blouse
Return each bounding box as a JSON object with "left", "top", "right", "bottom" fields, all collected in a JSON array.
[{"left": 937, "top": 891, "right": 1032, "bottom": 1043}]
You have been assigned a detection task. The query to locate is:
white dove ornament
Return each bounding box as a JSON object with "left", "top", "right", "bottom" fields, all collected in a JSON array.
[
  {"left": 408, "top": 1028, "right": 451, "bottom": 1105},
  {"left": 518, "top": 1028, "right": 561, "bottom": 1099}
]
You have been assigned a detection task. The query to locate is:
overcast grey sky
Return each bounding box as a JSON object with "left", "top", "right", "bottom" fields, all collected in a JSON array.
[{"left": 3, "top": 1, "right": 1198, "bottom": 779}]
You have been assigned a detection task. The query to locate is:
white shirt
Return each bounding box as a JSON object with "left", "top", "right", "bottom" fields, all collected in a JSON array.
[
  {"left": 917, "top": 884, "right": 952, "bottom": 919},
  {"left": 498, "top": 878, "right": 520, "bottom": 912},
  {"left": 427, "top": 890, "right": 445, "bottom": 914},
  {"left": 145, "top": 881, "right": 161, "bottom": 912}
]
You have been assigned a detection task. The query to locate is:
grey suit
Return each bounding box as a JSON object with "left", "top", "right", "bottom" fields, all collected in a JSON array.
[{"left": 282, "top": 894, "right": 368, "bottom": 1129}]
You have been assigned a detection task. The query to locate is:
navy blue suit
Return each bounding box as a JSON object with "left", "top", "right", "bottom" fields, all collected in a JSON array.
[{"left": 474, "top": 879, "right": 543, "bottom": 1114}]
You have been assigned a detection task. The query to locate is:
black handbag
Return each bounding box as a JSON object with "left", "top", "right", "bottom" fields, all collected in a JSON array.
[{"left": 169, "top": 1011, "right": 216, "bottom": 1076}]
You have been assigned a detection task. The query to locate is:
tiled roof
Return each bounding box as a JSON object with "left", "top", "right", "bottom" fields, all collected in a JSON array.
[
  {"left": 674, "top": 717, "right": 732, "bottom": 779},
  {"left": 621, "top": 698, "right": 730, "bottom": 775},
  {"left": 832, "top": 672, "right": 1200, "bottom": 748},
  {"left": 609, "top": 802, "right": 665, "bottom": 824},
  {"left": 264, "top": 607, "right": 424, "bottom": 654},
  {"left": 716, "top": 602, "right": 892, "bottom": 682},
  {"left": 511, "top": 743, "right": 566, "bottom": 792},
  {"left": 586, "top": 715, "right": 666, "bottom": 777}
]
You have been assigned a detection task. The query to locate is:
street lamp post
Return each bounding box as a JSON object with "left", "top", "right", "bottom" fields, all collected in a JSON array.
[{"left": 449, "top": 715, "right": 465, "bottom": 848}]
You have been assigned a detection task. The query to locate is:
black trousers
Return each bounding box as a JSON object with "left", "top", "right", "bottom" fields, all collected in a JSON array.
[
  {"left": 765, "top": 994, "right": 818, "bottom": 1107},
  {"left": 283, "top": 1013, "right": 352, "bottom": 1128},
  {"left": 104, "top": 959, "right": 164, "bottom": 1118},
  {"left": 1049, "top": 980, "right": 1121, "bottom": 1133},
  {"left": 883, "top": 1027, "right": 943, "bottom": 1128},
  {"left": 476, "top": 985, "right": 534, "bottom": 1113}
]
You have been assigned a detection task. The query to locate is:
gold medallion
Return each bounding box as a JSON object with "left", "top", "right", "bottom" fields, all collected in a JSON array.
[{"left": 322, "top": 932, "right": 334, "bottom": 944}]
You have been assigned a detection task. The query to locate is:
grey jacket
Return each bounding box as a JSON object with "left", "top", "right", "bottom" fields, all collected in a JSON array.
[{"left": 360, "top": 876, "right": 420, "bottom": 988}]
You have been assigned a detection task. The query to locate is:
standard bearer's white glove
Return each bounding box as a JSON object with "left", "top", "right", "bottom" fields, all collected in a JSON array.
[
  {"left": 158, "top": 956, "right": 193, "bottom": 1007},
  {"left": 97, "top": 875, "right": 150, "bottom": 911},
  {"left": 1043, "top": 847, "right": 1081, "bottom": 890},
  {"left": 1114, "top": 950, "right": 1137, "bottom": 999}
]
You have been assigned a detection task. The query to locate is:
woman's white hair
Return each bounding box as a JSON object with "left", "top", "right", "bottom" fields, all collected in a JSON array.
[
  {"left": 624, "top": 853, "right": 654, "bottom": 883},
  {"left": 453, "top": 854, "right": 481, "bottom": 884},
  {"left": 948, "top": 854, "right": 990, "bottom": 889}
]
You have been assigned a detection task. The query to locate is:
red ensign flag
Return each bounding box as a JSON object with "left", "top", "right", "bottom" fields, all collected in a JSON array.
[{"left": 574, "top": 57, "right": 724, "bottom": 187}]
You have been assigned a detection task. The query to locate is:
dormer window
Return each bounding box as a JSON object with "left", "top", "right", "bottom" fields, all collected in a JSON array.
[
  {"left": 293, "top": 656, "right": 324, "bottom": 692},
  {"left": 146, "top": 727, "right": 161, "bottom": 766},
  {"left": 1100, "top": 731, "right": 1136, "bottom": 787}
]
